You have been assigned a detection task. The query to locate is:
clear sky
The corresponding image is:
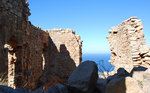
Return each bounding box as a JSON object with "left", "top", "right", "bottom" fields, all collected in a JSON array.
[{"left": 28, "top": 0, "right": 150, "bottom": 54}]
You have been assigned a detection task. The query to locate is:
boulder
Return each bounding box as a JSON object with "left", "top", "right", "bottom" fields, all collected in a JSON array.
[
  {"left": 96, "top": 79, "right": 107, "bottom": 93},
  {"left": 31, "top": 87, "right": 47, "bottom": 93},
  {"left": 0, "top": 85, "right": 31, "bottom": 93},
  {"left": 106, "top": 77, "right": 143, "bottom": 93},
  {"left": 143, "top": 78, "right": 150, "bottom": 93},
  {"left": 107, "top": 68, "right": 130, "bottom": 84},
  {"left": 117, "top": 68, "right": 130, "bottom": 77},
  {"left": 14, "top": 88, "right": 29, "bottom": 93},
  {"left": 55, "top": 84, "right": 68, "bottom": 93},
  {"left": 130, "top": 66, "right": 147, "bottom": 80},
  {"left": 66, "top": 61, "right": 98, "bottom": 93},
  {"left": 41, "top": 75, "right": 64, "bottom": 91},
  {"left": 0, "top": 85, "right": 14, "bottom": 93},
  {"left": 48, "top": 84, "right": 68, "bottom": 93},
  {"left": 130, "top": 67, "right": 146, "bottom": 88},
  {"left": 48, "top": 86, "right": 59, "bottom": 93},
  {"left": 143, "top": 68, "right": 150, "bottom": 93}
]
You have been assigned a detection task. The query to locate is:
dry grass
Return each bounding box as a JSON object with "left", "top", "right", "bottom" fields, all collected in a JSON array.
[{"left": 0, "top": 72, "right": 8, "bottom": 86}]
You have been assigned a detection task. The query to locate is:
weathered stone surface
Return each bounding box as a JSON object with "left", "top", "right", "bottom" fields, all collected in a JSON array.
[
  {"left": 107, "top": 17, "right": 150, "bottom": 73},
  {"left": 42, "top": 29, "right": 82, "bottom": 87},
  {"left": 107, "top": 68, "right": 130, "bottom": 84},
  {"left": 47, "top": 84, "right": 68, "bottom": 93},
  {"left": 0, "top": 85, "right": 14, "bottom": 93},
  {"left": 143, "top": 78, "right": 150, "bottom": 93},
  {"left": 0, "top": 85, "right": 46, "bottom": 93},
  {"left": 130, "top": 67, "right": 148, "bottom": 89},
  {"left": 31, "top": 87, "right": 47, "bottom": 93},
  {"left": 66, "top": 61, "right": 98, "bottom": 93},
  {"left": 132, "top": 72, "right": 144, "bottom": 82},
  {"left": 48, "top": 29, "right": 82, "bottom": 67},
  {"left": 130, "top": 68, "right": 150, "bottom": 93},
  {"left": 14, "top": 88, "right": 29, "bottom": 93},
  {"left": 106, "top": 77, "right": 143, "bottom": 93},
  {"left": 139, "top": 45, "right": 150, "bottom": 54},
  {"left": 96, "top": 79, "right": 107, "bottom": 93},
  {"left": 48, "top": 86, "right": 59, "bottom": 93},
  {"left": 41, "top": 75, "right": 64, "bottom": 91},
  {"left": 55, "top": 84, "right": 68, "bottom": 93},
  {"left": 143, "top": 69, "right": 150, "bottom": 93}
]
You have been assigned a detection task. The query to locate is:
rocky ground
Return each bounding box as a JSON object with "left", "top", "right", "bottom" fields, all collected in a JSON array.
[{"left": 0, "top": 61, "right": 150, "bottom": 93}]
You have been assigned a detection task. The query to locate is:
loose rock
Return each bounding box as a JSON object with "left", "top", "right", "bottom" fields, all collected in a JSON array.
[
  {"left": 106, "top": 77, "right": 143, "bottom": 93},
  {"left": 66, "top": 61, "right": 98, "bottom": 93}
]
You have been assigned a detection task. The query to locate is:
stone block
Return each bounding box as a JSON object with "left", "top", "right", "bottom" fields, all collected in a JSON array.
[
  {"left": 106, "top": 77, "right": 143, "bottom": 93},
  {"left": 143, "top": 57, "right": 150, "bottom": 61},
  {"left": 139, "top": 45, "right": 150, "bottom": 54},
  {"left": 66, "top": 61, "right": 98, "bottom": 93}
]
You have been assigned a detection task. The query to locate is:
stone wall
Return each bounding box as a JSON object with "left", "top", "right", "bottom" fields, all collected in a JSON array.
[
  {"left": 107, "top": 17, "right": 150, "bottom": 73},
  {"left": 48, "top": 29, "right": 82, "bottom": 66},
  {"left": 0, "top": 0, "right": 32, "bottom": 89},
  {"left": 0, "top": 0, "right": 82, "bottom": 91},
  {"left": 39, "top": 29, "right": 82, "bottom": 90}
]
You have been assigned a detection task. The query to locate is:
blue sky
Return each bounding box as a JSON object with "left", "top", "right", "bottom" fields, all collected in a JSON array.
[{"left": 28, "top": 0, "right": 150, "bottom": 54}]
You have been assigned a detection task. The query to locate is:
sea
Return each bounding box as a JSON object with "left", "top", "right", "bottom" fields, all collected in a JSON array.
[{"left": 82, "top": 53, "right": 114, "bottom": 72}]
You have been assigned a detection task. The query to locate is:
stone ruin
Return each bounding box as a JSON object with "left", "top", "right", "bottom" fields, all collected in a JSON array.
[
  {"left": 0, "top": 0, "right": 82, "bottom": 90},
  {"left": 107, "top": 17, "right": 150, "bottom": 73},
  {"left": 1, "top": 0, "right": 150, "bottom": 92}
]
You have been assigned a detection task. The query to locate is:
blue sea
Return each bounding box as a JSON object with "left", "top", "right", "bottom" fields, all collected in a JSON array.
[{"left": 82, "top": 53, "right": 114, "bottom": 72}]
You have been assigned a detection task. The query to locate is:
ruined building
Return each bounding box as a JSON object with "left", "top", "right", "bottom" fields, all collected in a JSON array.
[
  {"left": 107, "top": 17, "right": 150, "bottom": 73},
  {"left": 0, "top": 0, "right": 82, "bottom": 90}
]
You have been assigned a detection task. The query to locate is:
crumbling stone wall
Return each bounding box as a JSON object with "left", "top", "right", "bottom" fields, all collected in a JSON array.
[
  {"left": 107, "top": 17, "right": 150, "bottom": 73},
  {"left": 0, "top": 0, "right": 82, "bottom": 91},
  {"left": 0, "top": 0, "right": 49, "bottom": 89},
  {"left": 0, "top": 0, "right": 31, "bottom": 88},
  {"left": 48, "top": 29, "right": 82, "bottom": 66},
  {"left": 40, "top": 29, "right": 82, "bottom": 90}
]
